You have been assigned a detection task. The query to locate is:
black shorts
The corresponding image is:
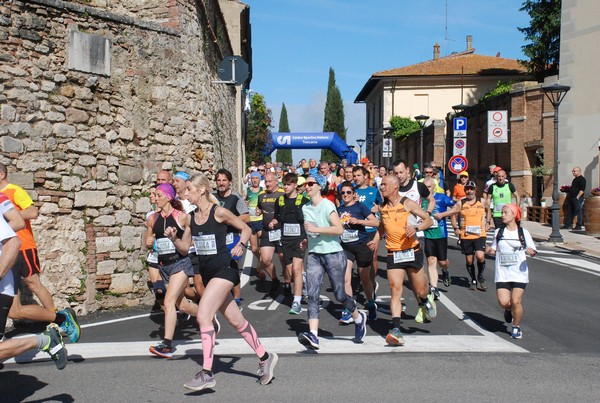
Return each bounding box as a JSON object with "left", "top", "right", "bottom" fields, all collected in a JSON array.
[
  {"left": 259, "top": 233, "right": 282, "bottom": 250},
  {"left": 11, "top": 248, "right": 41, "bottom": 278},
  {"left": 194, "top": 252, "right": 240, "bottom": 287},
  {"left": 496, "top": 281, "right": 527, "bottom": 290},
  {"left": 460, "top": 237, "right": 486, "bottom": 255},
  {"left": 249, "top": 221, "right": 263, "bottom": 234},
  {"left": 281, "top": 238, "right": 305, "bottom": 266},
  {"left": 424, "top": 237, "right": 448, "bottom": 260},
  {"left": 158, "top": 257, "right": 194, "bottom": 284},
  {"left": 342, "top": 241, "right": 373, "bottom": 268},
  {"left": 386, "top": 247, "right": 424, "bottom": 270}
]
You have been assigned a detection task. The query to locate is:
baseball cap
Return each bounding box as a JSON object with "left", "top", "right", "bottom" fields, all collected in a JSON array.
[
  {"left": 493, "top": 166, "right": 502, "bottom": 173},
  {"left": 174, "top": 171, "right": 190, "bottom": 181},
  {"left": 459, "top": 171, "right": 469, "bottom": 177},
  {"left": 297, "top": 176, "right": 306, "bottom": 186},
  {"left": 361, "top": 157, "right": 370, "bottom": 164},
  {"left": 311, "top": 174, "right": 328, "bottom": 189},
  {"left": 250, "top": 171, "right": 261, "bottom": 178},
  {"left": 464, "top": 180, "right": 477, "bottom": 189}
]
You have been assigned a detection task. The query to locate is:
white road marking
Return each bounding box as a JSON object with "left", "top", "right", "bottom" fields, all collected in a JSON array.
[{"left": 540, "top": 257, "right": 600, "bottom": 276}]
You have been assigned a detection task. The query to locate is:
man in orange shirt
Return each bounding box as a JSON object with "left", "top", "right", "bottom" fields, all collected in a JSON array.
[
  {"left": 452, "top": 171, "right": 470, "bottom": 201},
  {"left": 0, "top": 163, "right": 80, "bottom": 343}
]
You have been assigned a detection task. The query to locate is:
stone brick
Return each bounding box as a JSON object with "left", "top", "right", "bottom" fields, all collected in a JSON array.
[
  {"left": 94, "top": 215, "right": 116, "bottom": 226},
  {"left": 118, "top": 127, "right": 134, "bottom": 141},
  {"left": 61, "top": 175, "right": 82, "bottom": 191},
  {"left": 117, "top": 165, "right": 143, "bottom": 184},
  {"left": 109, "top": 273, "right": 133, "bottom": 294},
  {"left": 97, "top": 260, "right": 116, "bottom": 275},
  {"left": 74, "top": 191, "right": 107, "bottom": 207},
  {"left": 96, "top": 236, "right": 121, "bottom": 253},
  {"left": 1, "top": 104, "right": 16, "bottom": 121},
  {"left": 120, "top": 226, "right": 143, "bottom": 250},
  {"left": 66, "top": 108, "right": 89, "bottom": 123},
  {"left": 78, "top": 155, "right": 97, "bottom": 166},
  {"left": 1, "top": 136, "right": 23, "bottom": 153},
  {"left": 114, "top": 209, "right": 131, "bottom": 225}
]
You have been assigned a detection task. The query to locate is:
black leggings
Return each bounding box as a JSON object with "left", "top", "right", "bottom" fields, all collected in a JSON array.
[{"left": 0, "top": 294, "right": 14, "bottom": 339}]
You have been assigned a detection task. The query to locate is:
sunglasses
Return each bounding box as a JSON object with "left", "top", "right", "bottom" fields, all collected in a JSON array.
[
  {"left": 305, "top": 182, "right": 317, "bottom": 187},
  {"left": 466, "top": 188, "right": 475, "bottom": 191},
  {"left": 424, "top": 171, "right": 434, "bottom": 174},
  {"left": 258, "top": 169, "right": 265, "bottom": 172},
  {"left": 340, "top": 190, "right": 354, "bottom": 195}
]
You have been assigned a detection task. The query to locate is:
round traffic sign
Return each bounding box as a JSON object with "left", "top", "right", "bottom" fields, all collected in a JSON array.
[
  {"left": 492, "top": 127, "right": 503, "bottom": 137},
  {"left": 448, "top": 155, "right": 468, "bottom": 174},
  {"left": 454, "top": 139, "right": 465, "bottom": 149}
]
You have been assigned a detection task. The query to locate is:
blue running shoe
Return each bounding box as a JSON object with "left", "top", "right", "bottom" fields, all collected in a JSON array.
[
  {"left": 422, "top": 293, "right": 437, "bottom": 320},
  {"left": 339, "top": 309, "right": 354, "bottom": 325},
  {"left": 149, "top": 343, "right": 174, "bottom": 358},
  {"left": 366, "top": 301, "right": 378, "bottom": 321},
  {"left": 511, "top": 326, "right": 522, "bottom": 339},
  {"left": 59, "top": 307, "right": 81, "bottom": 343},
  {"left": 298, "top": 332, "right": 319, "bottom": 350},
  {"left": 354, "top": 311, "right": 367, "bottom": 342},
  {"left": 385, "top": 327, "right": 405, "bottom": 346}
]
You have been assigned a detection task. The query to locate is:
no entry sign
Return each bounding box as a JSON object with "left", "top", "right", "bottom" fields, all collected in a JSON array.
[{"left": 448, "top": 155, "right": 468, "bottom": 174}]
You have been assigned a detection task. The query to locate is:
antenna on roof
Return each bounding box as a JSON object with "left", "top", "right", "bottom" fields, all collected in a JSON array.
[{"left": 444, "top": 0, "right": 455, "bottom": 56}]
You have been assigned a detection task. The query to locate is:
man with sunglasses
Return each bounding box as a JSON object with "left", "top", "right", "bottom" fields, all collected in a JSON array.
[{"left": 451, "top": 180, "right": 490, "bottom": 291}]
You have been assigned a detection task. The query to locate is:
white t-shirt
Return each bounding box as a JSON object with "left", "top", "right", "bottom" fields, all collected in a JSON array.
[
  {"left": 491, "top": 227, "right": 536, "bottom": 284},
  {"left": 302, "top": 198, "right": 343, "bottom": 254},
  {"left": 0, "top": 216, "right": 17, "bottom": 297}
]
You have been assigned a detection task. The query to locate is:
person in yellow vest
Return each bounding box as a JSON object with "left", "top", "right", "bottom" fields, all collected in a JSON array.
[{"left": 451, "top": 180, "right": 490, "bottom": 291}]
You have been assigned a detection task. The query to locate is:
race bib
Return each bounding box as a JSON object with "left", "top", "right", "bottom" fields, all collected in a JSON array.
[
  {"left": 226, "top": 232, "right": 235, "bottom": 245},
  {"left": 340, "top": 229, "right": 359, "bottom": 243},
  {"left": 193, "top": 235, "right": 218, "bottom": 255},
  {"left": 283, "top": 223, "right": 301, "bottom": 237},
  {"left": 156, "top": 238, "right": 176, "bottom": 255},
  {"left": 466, "top": 225, "right": 481, "bottom": 235},
  {"left": 494, "top": 203, "right": 505, "bottom": 212},
  {"left": 499, "top": 251, "right": 519, "bottom": 266},
  {"left": 393, "top": 249, "right": 415, "bottom": 263},
  {"left": 430, "top": 219, "right": 439, "bottom": 229},
  {"left": 268, "top": 229, "right": 281, "bottom": 242},
  {"left": 147, "top": 251, "right": 158, "bottom": 264},
  {"left": 248, "top": 207, "right": 257, "bottom": 217}
]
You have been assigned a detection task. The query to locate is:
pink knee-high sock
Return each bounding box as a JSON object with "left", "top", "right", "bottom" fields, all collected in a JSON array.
[
  {"left": 236, "top": 320, "right": 266, "bottom": 358},
  {"left": 200, "top": 326, "right": 216, "bottom": 370}
]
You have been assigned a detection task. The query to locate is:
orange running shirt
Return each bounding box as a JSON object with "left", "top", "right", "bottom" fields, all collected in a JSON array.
[
  {"left": 1, "top": 183, "right": 37, "bottom": 250},
  {"left": 380, "top": 200, "right": 420, "bottom": 252},
  {"left": 459, "top": 199, "right": 486, "bottom": 240}
]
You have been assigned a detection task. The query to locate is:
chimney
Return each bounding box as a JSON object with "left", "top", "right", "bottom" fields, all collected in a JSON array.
[
  {"left": 433, "top": 43, "right": 440, "bottom": 60},
  {"left": 466, "top": 35, "right": 473, "bottom": 51}
]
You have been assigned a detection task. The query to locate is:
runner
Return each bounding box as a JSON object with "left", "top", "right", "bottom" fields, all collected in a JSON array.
[
  {"left": 269, "top": 172, "right": 310, "bottom": 314},
  {"left": 484, "top": 169, "right": 519, "bottom": 229},
  {"left": 0, "top": 163, "right": 80, "bottom": 343},
  {"left": 243, "top": 171, "right": 263, "bottom": 266},
  {"left": 451, "top": 180, "right": 490, "bottom": 291},
  {"left": 485, "top": 204, "right": 536, "bottom": 339},
  {"left": 147, "top": 183, "right": 198, "bottom": 358},
  {"left": 143, "top": 187, "right": 164, "bottom": 309},
  {"left": 421, "top": 177, "right": 459, "bottom": 303},
  {"left": 378, "top": 174, "right": 436, "bottom": 346},
  {"left": 452, "top": 171, "right": 469, "bottom": 201},
  {"left": 182, "top": 173, "right": 278, "bottom": 390},
  {"left": 337, "top": 181, "right": 380, "bottom": 321},
  {"left": 298, "top": 174, "right": 367, "bottom": 350}
]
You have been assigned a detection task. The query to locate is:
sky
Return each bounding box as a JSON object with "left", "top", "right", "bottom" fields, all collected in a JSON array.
[{"left": 245, "top": 0, "right": 531, "bottom": 164}]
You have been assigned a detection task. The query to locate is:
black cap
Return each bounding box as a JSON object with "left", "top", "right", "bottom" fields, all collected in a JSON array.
[{"left": 464, "top": 180, "right": 477, "bottom": 189}]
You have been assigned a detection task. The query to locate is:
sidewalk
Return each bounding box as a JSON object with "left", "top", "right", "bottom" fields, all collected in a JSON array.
[{"left": 521, "top": 220, "right": 600, "bottom": 260}]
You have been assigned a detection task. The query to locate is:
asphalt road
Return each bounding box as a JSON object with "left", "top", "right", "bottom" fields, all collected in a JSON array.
[{"left": 3, "top": 232, "right": 600, "bottom": 402}]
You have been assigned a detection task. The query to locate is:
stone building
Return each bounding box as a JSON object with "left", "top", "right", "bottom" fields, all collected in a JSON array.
[{"left": 0, "top": 0, "right": 250, "bottom": 314}]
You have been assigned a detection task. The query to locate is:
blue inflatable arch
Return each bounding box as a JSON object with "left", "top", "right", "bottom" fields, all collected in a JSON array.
[{"left": 265, "top": 132, "right": 358, "bottom": 164}]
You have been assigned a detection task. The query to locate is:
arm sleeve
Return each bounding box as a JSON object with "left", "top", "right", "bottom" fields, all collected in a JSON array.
[{"left": 12, "top": 187, "right": 34, "bottom": 210}]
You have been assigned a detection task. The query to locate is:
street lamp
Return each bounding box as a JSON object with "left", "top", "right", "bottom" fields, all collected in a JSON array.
[
  {"left": 383, "top": 126, "right": 395, "bottom": 169},
  {"left": 366, "top": 129, "right": 376, "bottom": 162},
  {"left": 357, "top": 139, "right": 366, "bottom": 162},
  {"left": 415, "top": 115, "right": 430, "bottom": 171},
  {"left": 348, "top": 145, "right": 355, "bottom": 164},
  {"left": 542, "top": 83, "right": 571, "bottom": 243},
  {"left": 452, "top": 103, "right": 469, "bottom": 115}
]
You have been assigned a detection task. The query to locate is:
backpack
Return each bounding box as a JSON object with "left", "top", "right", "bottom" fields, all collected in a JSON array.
[{"left": 495, "top": 226, "right": 526, "bottom": 249}]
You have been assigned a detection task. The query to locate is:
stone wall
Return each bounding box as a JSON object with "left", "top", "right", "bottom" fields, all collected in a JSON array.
[{"left": 0, "top": 0, "right": 241, "bottom": 314}]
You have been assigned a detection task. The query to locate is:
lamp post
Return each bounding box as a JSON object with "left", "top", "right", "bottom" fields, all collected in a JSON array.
[
  {"left": 415, "top": 115, "right": 430, "bottom": 171},
  {"left": 357, "top": 139, "right": 366, "bottom": 163},
  {"left": 348, "top": 145, "right": 355, "bottom": 164},
  {"left": 366, "top": 129, "right": 376, "bottom": 162},
  {"left": 383, "top": 126, "right": 395, "bottom": 169},
  {"left": 542, "top": 83, "right": 571, "bottom": 243},
  {"left": 452, "top": 104, "right": 468, "bottom": 115}
]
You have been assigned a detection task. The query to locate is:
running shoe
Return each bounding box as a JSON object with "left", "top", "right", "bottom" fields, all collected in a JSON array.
[
  {"left": 338, "top": 309, "right": 354, "bottom": 325},
  {"left": 385, "top": 327, "right": 405, "bottom": 346},
  {"left": 354, "top": 311, "right": 367, "bottom": 342},
  {"left": 41, "top": 324, "right": 68, "bottom": 370},
  {"left": 298, "top": 332, "right": 319, "bottom": 350},
  {"left": 422, "top": 293, "right": 437, "bottom": 320},
  {"left": 477, "top": 275, "right": 487, "bottom": 291},
  {"left": 289, "top": 301, "right": 302, "bottom": 315},
  {"left": 430, "top": 286, "right": 440, "bottom": 301},
  {"left": 184, "top": 370, "right": 216, "bottom": 391},
  {"left": 511, "top": 326, "right": 522, "bottom": 339},
  {"left": 366, "top": 301, "right": 378, "bottom": 321},
  {"left": 469, "top": 279, "right": 477, "bottom": 291},
  {"left": 504, "top": 309, "right": 513, "bottom": 324},
  {"left": 149, "top": 343, "right": 173, "bottom": 358},
  {"left": 213, "top": 314, "right": 221, "bottom": 335},
  {"left": 402, "top": 302, "right": 407, "bottom": 312},
  {"left": 415, "top": 306, "right": 424, "bottom": 324},
  {"left": 58, "top": 307, "right": 81, "bottom": 343},
  {"left": 257, "top": 352, "right": 279, "bottom": 385},
  {"left": 442, "top": 270, "right": 451, "bottom": 287}
]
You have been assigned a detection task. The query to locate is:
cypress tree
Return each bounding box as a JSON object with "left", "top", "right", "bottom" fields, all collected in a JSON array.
[
  {"left": 321, "top": 67, "right": 346, "bottom": 163},
  {"left": 245, "top": 93, "right": 273, "bottom": 165},
  {"left": 275, "top": 103, "right": 293, "bottom": 164}
]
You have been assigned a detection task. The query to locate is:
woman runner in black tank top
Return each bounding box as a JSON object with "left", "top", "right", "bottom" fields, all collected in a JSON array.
[
  {"left": 146, "top": 183, "right": 199, "bottom": 359},
  {"left": 181, "top": 173, "right": 279, "bottom": 390}
]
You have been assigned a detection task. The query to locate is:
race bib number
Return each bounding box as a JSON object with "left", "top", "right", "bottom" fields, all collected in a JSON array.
[
  {"left": 226, "top": 232, "right": 235, "bottom": 245},
  {"left": 340, "top": 229, "right": 359, "bottom": 243},
  {"left": 494, "top": 203, "right": 505, "bottom": 212},
  {"left": 393, "top": 249, "right": 415, "bottom": 263},
  {"left": 248, "top": 207, "right": 257, "bottom": 217},
  {"left": 466, "top": 225, "right": 481, "bottom": 235},
  {"left": 193, "top": 235, "right": 218, "bottom": 255},
  {"left": 499, "top": 251, "right": 519, "bottom": 266},
  {"left": 430, "top": 219, "right": 439, "bottom": 229},
  {"left": 268, "top": 229, "right": 281, "bottom": 242},
  {"left": 147, "top": 251, "right": 158, "bottom": 264},
  {"left": 283, "top": 223, "right": 301, "bottom": 237},
  {"left": 156, "top": 238, "right": 176, "bottom": 255}
]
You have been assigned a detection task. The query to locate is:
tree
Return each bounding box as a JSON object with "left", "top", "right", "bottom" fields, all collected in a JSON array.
[
  {"left": 518, "top": 0, "right": 561, "bottom": 82},
  {"left": 321, "top": 67, "right": 346, "bottom": 162},
  {"left": 245, "top": 93, "right": 273, "bottom": 166},
  {"left": 275, "top": 103, "right": 293, "bottom": 164}
]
